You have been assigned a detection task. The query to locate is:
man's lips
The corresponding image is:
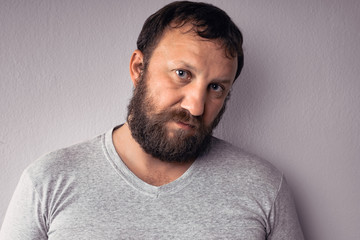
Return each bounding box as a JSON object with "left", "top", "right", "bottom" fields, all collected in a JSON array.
[{"left": 176, "top": 121, "right": 196, "bottom": 130}]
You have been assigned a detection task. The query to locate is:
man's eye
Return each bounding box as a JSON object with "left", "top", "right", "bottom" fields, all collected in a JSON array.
[
  {"left": 175, "top": 69, "right": 190, "bottom": 79},
  {"left": 209, "top": 83, "right": 224, "bottom": 92}
]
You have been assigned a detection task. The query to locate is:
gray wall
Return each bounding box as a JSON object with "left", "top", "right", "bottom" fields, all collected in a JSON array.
[{"left": 1, "top": 0, "right": 359, "bottom": 239}]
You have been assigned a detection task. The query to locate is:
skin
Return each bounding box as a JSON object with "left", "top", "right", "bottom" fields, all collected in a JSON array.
[{"left": 113, "top": 24, "right": 238, "bottom": 186}]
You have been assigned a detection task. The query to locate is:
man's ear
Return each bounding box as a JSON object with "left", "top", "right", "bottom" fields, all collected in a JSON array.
[{"left": 129, "top": 50, "right": 144, "bottom": 87}]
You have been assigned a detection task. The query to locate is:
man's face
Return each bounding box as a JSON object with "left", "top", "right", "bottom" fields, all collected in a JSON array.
[{"left": 128, "top": 25, "right": 237, "bottom": 163}]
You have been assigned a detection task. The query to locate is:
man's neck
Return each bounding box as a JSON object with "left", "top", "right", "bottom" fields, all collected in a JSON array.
[{"left": 112, "top": 123, "right": 194, "bottom": 186}]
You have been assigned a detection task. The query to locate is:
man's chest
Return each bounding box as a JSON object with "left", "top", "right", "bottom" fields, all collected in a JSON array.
[{"left": 46, "top": 193, "right": 268, "bottom": 239}]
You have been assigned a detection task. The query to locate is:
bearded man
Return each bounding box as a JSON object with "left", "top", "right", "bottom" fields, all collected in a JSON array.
[{"left": 0, "top": 1, "right": 304, "bottom": 239}]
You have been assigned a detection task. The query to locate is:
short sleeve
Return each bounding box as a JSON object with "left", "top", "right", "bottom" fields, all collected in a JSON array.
[
  {"left": 267, "top": 176, "right": 304, "bottom": 240},
  {"left": 0, "top": 170, "right": 48, "bottom": 240}
]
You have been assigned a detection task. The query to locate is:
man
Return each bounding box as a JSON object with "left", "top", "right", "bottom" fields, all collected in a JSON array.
[{"left": 0, "top": 1, "right": 303, "bottom": 239}]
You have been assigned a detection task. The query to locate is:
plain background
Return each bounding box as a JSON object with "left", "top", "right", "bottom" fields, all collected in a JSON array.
[{"left": 1, "top": 0, "right": 359, "bottom": 239}]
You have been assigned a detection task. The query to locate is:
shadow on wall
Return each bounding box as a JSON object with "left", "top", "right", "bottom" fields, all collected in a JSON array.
[
  {"left": 217, "top": 42, "right": 273, "bottom": 155},
  {"left": 217, "top": 42, "right": 313, "bottom": 239}
]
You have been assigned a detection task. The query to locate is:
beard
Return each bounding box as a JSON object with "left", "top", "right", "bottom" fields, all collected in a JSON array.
[{"left": 127, "top": 71, "right": 228, "bottom": 163}]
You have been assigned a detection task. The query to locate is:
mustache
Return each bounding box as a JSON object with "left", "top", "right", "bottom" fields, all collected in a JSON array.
[{"left": 153, "top": 108, "right": 202, "bottom": 129}]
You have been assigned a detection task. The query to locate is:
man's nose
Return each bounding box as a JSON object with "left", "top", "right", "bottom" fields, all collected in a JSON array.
[{"left": 180, "top": 84, "right": 206, "bottom": 117}]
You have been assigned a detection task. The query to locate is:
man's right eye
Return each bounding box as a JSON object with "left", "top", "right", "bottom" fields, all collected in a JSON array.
[{"left": 175, "top": 69, "right": 191, "bottom": 80}]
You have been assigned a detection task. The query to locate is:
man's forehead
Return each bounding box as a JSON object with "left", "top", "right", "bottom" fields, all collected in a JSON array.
[{"left": 156, "top": 24, "right": 229, "bottom": 58}]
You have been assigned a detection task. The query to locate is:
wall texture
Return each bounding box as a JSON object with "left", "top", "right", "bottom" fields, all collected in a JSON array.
[{"left": 1, "top": 0, "right": 359, "bottom": 239}]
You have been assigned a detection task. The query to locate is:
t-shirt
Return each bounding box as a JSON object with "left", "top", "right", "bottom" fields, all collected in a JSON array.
[{"left": 0, "top": 127, "right": 304, "bottom": 239}]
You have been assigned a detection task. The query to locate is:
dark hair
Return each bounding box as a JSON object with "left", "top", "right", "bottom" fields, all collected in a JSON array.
[{"left": 137, "top": 1, "right": 244, "bottom": 81}]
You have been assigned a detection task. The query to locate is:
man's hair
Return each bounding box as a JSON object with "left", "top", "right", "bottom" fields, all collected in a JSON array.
[{"left": 137, "top": 1, "right": 244, "bottom": 81}]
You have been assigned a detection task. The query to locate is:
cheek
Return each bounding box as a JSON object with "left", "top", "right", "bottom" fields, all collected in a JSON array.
[
  {"left": 204, "top": 100, "right": 225, "bottom": 122},
  {"left": 145, "top": 72, "right": 180, "bottom": 106},
  {"left": 148, "top": 86, "right": 180, "bottom": 111}
]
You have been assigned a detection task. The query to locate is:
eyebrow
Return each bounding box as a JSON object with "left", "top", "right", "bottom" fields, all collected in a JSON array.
[
  {"left": 212, "top": 79, "right": 232, "bottom": 84},
  {"left": 174, "top": 61, "right": 198, "bottom": 73}
]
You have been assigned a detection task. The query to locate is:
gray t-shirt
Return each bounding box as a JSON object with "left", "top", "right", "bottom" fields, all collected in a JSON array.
[{"left": 0, "top": 128, "right": 303, "bottom": 239}]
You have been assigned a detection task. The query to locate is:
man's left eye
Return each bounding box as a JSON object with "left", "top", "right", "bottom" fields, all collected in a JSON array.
[
  {"left": 209, "top": 83, "right": 224, "bottom": 92},
  {"left": 175, "top": 69, "right": 190, "bottom": 79}
]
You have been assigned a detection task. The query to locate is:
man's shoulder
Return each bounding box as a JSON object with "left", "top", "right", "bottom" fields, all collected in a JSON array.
[
  {"left": 24, "top": 133, "right": 104, "bottom": 182},
  {"left": 203, "top": 137, "right": 283, "bottom": 190}
]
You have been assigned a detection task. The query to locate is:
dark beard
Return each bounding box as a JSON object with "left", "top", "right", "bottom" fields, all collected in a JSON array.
[{"left": 127, "top": 72, "right": 228, "bottom": 163}]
